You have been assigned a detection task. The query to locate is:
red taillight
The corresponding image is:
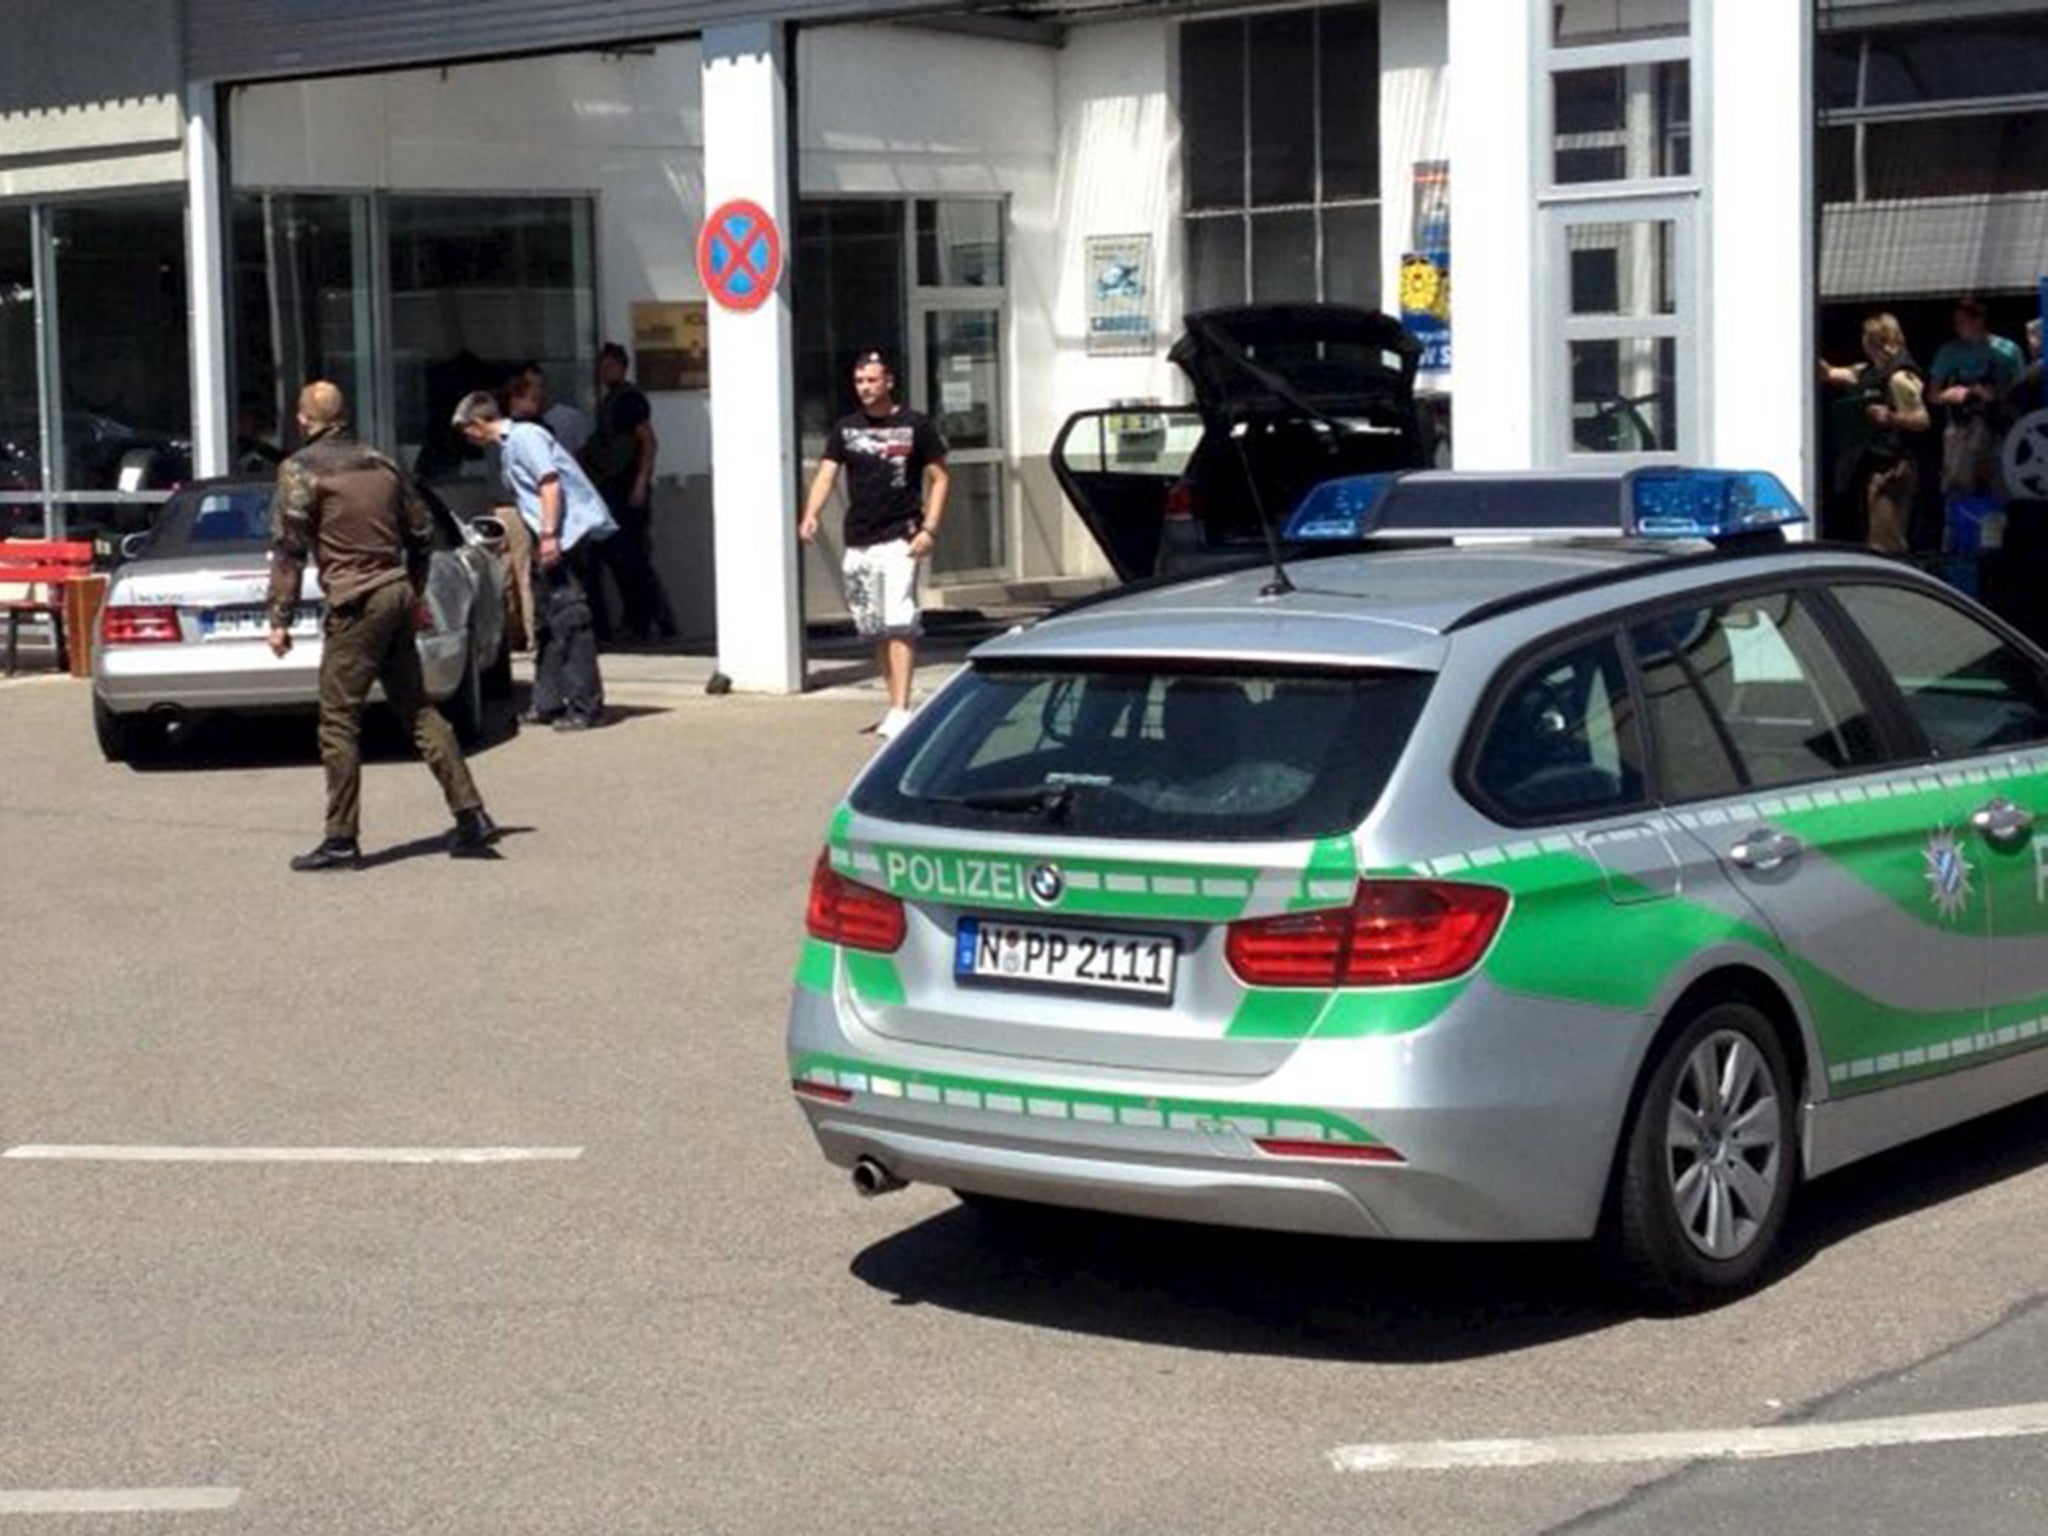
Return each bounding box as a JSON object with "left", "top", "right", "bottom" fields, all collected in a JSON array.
[
  {"left": 1253, "top": 1138, "right": 1405, "bottom": 1163},
  {"left": 806, "top": 852, "right": 906, "bottom": 953},
  {"left": 1163, "top": 479, "right": 1195, "bottom": 521},
  {"left": 1226, "top": 880, "right": 1509, "bottom": 988},
  {"left": 99, "top": 605, "right": 180, "bottom": 645},
  {"left": 791, "top": 1078, "right": 854, "bottom": 1105}
]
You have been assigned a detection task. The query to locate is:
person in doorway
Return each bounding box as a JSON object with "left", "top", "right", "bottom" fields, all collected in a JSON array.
[
  {"left": 1929, "top": 296, "right": 2024, "bottom": 500},
  {"left": 453, "top": 389, "right": 614, "bottom": 730},
  {"left": 797, "top": 349, "right": 950, "bottom": 739},
  {"left": 581, "top": 342, "right": 671, "bottom": 645},
  {"left": 511, "top": 361, "right": 592, "bottom": 454},
  {"left": 267, "top": 381, "right": 496, "bottom": 871},
  {"left": 1820, "top": 312, "right": 1931, "bottom": 554},
  {"left": 2006, "top": 317, "right": 2043, "bottom": 415}
]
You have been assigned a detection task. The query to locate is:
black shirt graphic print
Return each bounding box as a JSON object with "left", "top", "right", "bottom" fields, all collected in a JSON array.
[{"left": 823, "top": 407, "right": 948, "bottom": 548}]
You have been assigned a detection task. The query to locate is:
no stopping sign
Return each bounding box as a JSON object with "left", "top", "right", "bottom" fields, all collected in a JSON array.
[{"left": 698, "top": 199, "right": 784, "bottom": 313}]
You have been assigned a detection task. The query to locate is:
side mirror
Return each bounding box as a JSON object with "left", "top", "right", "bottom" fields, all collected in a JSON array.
[
  {"left": 467, "top": 514, "right": 507, "bottom": 553},
  {"left": 118, "top": 531, "right": 150, "bottom": 562}
]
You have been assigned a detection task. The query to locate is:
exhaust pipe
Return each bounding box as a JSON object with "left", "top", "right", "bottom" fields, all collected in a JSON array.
[{"left": 851, "top": 1156, "right": 907, "bottom": 1198}]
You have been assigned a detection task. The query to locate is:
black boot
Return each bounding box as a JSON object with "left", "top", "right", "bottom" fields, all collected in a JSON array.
[
  {"left": 449, "top": 807, "right": 499, "bottom": 858},
  {"left": 290, "top": 837, "right": 361, "bottom": 873}
]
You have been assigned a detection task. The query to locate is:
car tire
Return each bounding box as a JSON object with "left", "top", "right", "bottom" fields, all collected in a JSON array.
[
  {"left": 93, "top": 697, "right": 160, "bottom": 763},
  {"left": 1611, "top": 999, "right": 1796, "bottom": 1308},
  {"left": 447, "top": 639, "right": 485, "bottom": 749}
]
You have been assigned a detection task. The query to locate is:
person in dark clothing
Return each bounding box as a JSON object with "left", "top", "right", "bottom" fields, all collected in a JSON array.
[
  {"left": 453, "top": 389, "right": 615, "bottom": 730},
  {"left": 1820, "top": 312, "right": 1930, "bottom": 554},
  {"left": 267, "top": 381, "right": 495, "bottom": 871},
  {"left": 580, "top": 342, "right": 672, "bottom": 644}
]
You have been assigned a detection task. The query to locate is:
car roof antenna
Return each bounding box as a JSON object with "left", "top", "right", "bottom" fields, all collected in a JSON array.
[{"left": 1232, "top": 424, "right": 1295, "bottom": 597}]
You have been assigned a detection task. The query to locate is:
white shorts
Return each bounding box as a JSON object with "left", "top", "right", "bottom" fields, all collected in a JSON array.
[{"left": 842, "top": 539, "right": 922, "bottom": 639}]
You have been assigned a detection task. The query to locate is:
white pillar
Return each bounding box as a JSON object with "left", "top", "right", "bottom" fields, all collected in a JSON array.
[
  {"left": 1445, "top": 0, "right": 1537, "bottom": 469},
  {"left": 1706, "top": 0, "right": 1812, "bottom": 503},
  {"left": 185, "top": 81, "right": 231, "bottom": 480},
  {"left": 702, "top": 23, "right": 803, "bottom": 694}
]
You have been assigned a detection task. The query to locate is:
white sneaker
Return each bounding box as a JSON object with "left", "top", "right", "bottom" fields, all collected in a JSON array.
[{"left": 875, "top": 706, "right": 915, "bottom": 740}]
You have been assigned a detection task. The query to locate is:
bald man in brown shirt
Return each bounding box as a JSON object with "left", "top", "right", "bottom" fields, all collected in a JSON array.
[{"left": 268, "top": 382, "right": 496, "bottom": 870}]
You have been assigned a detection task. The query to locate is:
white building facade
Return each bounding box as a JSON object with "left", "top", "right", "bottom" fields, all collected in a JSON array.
[{"left": 5, "top": 0, "right": 2046, "bottom": 687}]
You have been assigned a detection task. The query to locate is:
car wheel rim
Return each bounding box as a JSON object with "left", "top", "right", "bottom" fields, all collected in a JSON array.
[{"left": 1664, "top": 1028, "right": 1783, "bottom": 1261}]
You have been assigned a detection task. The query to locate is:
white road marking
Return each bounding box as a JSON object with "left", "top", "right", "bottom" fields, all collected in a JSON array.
[
  {"left": 0, "top": 1487, "right": 242, "bottom": 1514},
  {"left": 1328, "top": 1402, "right": 2048, "bottom": 1473},
  {"left": 1, "top": 1145, "right": 584, "bottom": 1164}
]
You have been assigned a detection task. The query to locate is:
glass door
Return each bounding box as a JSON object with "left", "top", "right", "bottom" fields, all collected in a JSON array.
[{"left": 910, "top": 198, "right": 1007, "bottom": 581}]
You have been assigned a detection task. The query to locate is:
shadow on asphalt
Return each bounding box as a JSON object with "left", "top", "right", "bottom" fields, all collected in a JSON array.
[
  {"left": 356, "top": 824, "right": 535, "bottom": 869},
  {"left": 122, "top": 691, "right": 669, "bottom": 773},
  {"left": 850, "top": 1094, "right": 2048, "bottom": 1359}
]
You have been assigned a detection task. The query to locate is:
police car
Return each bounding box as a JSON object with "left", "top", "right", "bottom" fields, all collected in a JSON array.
[{"left": 788, "top": 468, "right": 2048, "bottom": 1303}]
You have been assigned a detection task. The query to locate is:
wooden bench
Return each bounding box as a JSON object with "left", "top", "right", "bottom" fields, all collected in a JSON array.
[{"left": 0, "top": 540, "right": 95, "bottom": 676}]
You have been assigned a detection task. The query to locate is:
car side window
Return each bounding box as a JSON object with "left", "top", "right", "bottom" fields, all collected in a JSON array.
[
  {"left": 1831, "top": 583, "right": 2048, "bottom": 757},
  {"left": 1630, "top": 590, "right": 1884, "bottom": 793},
  {"left": 1472, "top": 633, "right": 1646, "bottom": 822}
]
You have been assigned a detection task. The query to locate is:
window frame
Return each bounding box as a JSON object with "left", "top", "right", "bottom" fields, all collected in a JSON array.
[
  {"left": 1534, "top": 0, "right": 1706, "bottom": 469},
  {"left": 1456, "top": 621, "right": 1653, "bottom": 829}
]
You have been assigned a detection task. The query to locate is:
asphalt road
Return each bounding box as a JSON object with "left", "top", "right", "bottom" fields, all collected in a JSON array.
[{"left": 4, "top": 671, "right": 2048, "bottom": 1534}]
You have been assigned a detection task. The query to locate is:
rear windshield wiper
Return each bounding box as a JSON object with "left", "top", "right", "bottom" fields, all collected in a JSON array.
[{"left": 926, "top": 784, "right": 1076, "bottom": 820}]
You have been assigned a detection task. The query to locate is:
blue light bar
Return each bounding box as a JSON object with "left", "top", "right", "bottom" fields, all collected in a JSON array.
[
  {"left": 1283, "top": 473, "right": 1401, "bottom": 541},
  {"left": 1624, "top": 469, "right": 1805, "bottom": 539}
]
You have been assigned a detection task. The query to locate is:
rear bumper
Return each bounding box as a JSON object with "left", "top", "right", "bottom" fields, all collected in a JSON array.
[
  {"left": 93, "top": 633, "right": 462, "bottom": 714},
  {"left": 786, "top": 975, "right": 1650, "bottom": 1243}
]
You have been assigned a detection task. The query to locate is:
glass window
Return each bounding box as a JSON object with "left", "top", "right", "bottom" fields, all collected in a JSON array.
[
  {"left": 1860, "top": 19, "right": 2048, "bottom": 108},
  {"left": 1833, "top": 584, "right": 2048, "bottom": 756},
  {"left": 1249, "top": 10, "right": 1316, "bottom": 207},
  {"left": 231, "top": 193, "right": 370, "bottom": 476},
  {"left": 1861, "top": 112, "right": 2048, "bottom": 200},
  {"left": 1553, "top": 62, "right": 1690, "bottom": 185},
  {"left": 1181, "top": 20, "right": 1245, "bottom": 214},
  {"left": 1472, "top": 635, "right": 1646, "bottom": 821},
  {"left": 385, "top": 195, "right": 596, "bottom": 484},
  {"left": 1637, "top": 592, "right": 1885, "bottom": 789},
  {"left": 137, "top": 484, "right": 277, "bottom": 555},
  {"left": 923, "top": 309, "right": 1001, "bottom": 452},
  {"left": 853, "top": 665, "right": 1435, "bottom": 842},
  {"left": 1553, "top": 0, "right": 1688, "bottom": 47},
  {"left": 916, "top": 201, "right": 1004, "bottom": 288},
  {"left": 1571, "top": 336, "right": 1677, "bottom": 454},
  {"left": 1181, "top": 4, "right": 1379, "bottom": 307},
  {"left": 928, "top": 460, "right": 1004, "bottom": 580},
  {"left": 0, "top": 208, "right": 37, "bottom": 498},
  {"left": 50, "top": 196, "right": 192, "bottom": 493},
  {"left": 1628, "top": 612, "right": 1746, "bottom": 801},
  {"left": 1566, "top": 221, "right": 1674, "bottom": 317},
  {"left": 1319, "top": 5, "right": 1379, "bottom": 201}
]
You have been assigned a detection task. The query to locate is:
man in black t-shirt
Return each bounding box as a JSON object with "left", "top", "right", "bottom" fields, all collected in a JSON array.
[
  {"left": 580, "top": 342, "right": 672, "bottom": 644},
  {"left": 799, "top": 350, "right": 950, "bottom": 739}
]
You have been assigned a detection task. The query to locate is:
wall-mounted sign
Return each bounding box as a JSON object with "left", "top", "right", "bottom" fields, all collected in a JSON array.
[
  {"left": 631, "top": 300, "right": 709, "bottom": 392},
  {"left": 697, "top": 199, "right": 783, "bottom": 314},
  {"left": 1086, "top": 234, "right": 1153, "bottom": 357},
  {"left": 1402, "top": 161, "right": 1451, "bottom": 377}
]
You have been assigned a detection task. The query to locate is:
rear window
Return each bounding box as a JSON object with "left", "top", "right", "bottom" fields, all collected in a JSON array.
[
  {"left": 141, "top": 488, "right": 274, "bottom": 555},
  {"left": 854, "top": 664, "right": 1433, "bottom": 842}
]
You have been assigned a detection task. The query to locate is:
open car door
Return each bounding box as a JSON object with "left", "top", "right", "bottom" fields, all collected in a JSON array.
[{"left": 1049, "top": 405, "right": 1203, "bottom": 583}]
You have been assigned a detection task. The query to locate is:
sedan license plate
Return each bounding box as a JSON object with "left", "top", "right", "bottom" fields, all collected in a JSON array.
[
  {"left": 202, "top": 603, "right": 318, "bottom": 639},
  {"left": 955, "top": 917, "right": 1175, "bottom": 1002}
]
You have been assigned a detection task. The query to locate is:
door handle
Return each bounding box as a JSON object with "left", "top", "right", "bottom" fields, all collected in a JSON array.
[
  {"left": 1971, "top": 796, "right": 2036, "bottom": 844},
  {"left": 1729, "top": 827, "right": 1803, "bottom": 872}
]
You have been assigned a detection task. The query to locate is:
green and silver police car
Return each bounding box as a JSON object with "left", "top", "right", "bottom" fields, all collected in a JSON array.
[{"left": 788, "top": 469, "right": 2048, "bottom": 1303}]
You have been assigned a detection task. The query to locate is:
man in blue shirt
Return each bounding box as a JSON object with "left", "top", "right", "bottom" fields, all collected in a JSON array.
[
  {"left": 1929, "top": 296, "right": 2025, "bottom": 499},
  {"left": 453, "top": 389, "right": 615, "bottom": 729}
]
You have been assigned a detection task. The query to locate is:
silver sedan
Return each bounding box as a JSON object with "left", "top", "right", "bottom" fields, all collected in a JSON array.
[{"left": 91, "top": 477, "right": 510, "bottom": 761}]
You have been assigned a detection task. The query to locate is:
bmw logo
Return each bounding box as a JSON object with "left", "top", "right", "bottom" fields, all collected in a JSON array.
[{"left": 1028, "top": 863, "right": 1065, "bottom": 907}]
